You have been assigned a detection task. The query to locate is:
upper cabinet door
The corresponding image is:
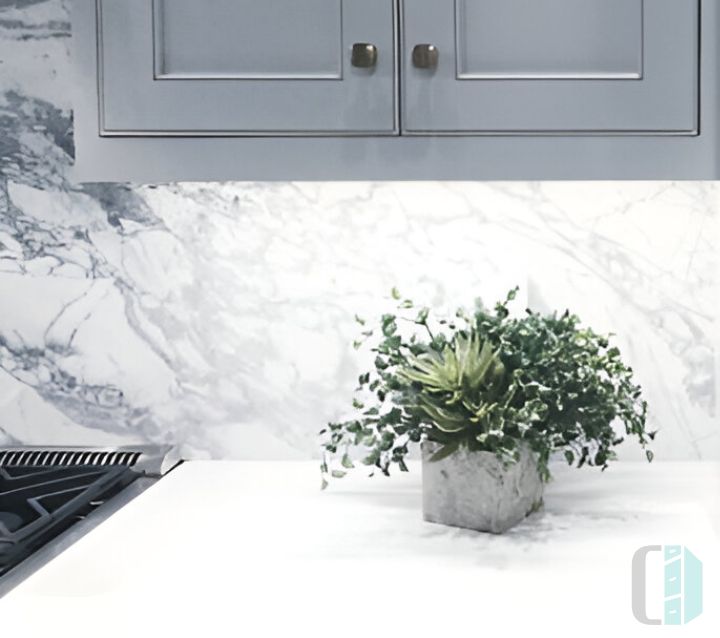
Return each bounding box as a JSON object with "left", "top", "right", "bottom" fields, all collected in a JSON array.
[
  {"left": 402, "top": 0, "right": 699, "bottom": 134},
  {"left": 97, "top": 0, "right": 397, "bottom": 135}
]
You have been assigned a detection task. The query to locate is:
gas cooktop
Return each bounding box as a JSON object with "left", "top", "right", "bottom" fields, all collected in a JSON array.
[{"left": 0, "top": 447, "right": 173, "bottom": 589}]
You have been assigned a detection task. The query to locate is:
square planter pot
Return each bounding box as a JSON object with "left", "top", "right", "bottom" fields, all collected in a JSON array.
[{"left": 421, "top": 441, "right": 543, "bottom": 534}]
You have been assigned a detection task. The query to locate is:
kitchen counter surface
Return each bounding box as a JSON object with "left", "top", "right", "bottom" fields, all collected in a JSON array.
[{"left": 1, "top": 461, "right": 718, "bottom": 636}]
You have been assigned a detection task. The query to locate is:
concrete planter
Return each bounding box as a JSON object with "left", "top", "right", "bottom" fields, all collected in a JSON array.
[{"left": 421, "top": 441, "right": 544, "bottom": 534}]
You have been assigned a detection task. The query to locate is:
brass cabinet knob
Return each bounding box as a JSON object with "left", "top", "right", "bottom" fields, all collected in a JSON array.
[
  {"left": 351, "top": 43, "right": 378, "bottom": 69},
  {"left": 412, "top": 44, "right": 439, "bottom": 70}
]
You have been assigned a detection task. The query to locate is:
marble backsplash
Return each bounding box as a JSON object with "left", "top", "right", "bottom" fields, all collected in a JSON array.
[{"left": 0, "top": 0, "right": 717, "bottom": 461}]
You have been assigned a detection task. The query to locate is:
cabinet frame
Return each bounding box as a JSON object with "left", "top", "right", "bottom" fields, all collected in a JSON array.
[{"left": 72, "top": 0, "right": 720, "bottom": 181}]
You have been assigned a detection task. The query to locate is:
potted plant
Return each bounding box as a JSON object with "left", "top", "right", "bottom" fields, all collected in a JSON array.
[{"left": 320, "top": 288, "right": 655, "bottom": 534}]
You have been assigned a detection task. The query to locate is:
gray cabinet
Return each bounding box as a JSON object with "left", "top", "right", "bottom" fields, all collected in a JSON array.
[
  {"left": 403, "top": 0, "right": 699, "bottom": 134},
  {"left": 72, "top": 0, "right": 717, "bottom": 181},
  {"left": 97, "top": 0, "right": 397, "bottom": 135}
]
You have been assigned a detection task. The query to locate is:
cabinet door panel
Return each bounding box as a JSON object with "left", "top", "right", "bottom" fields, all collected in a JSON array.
[
  {"left": 98, "top": 0, "right": 396, "bottom": 135},
  {"left": 155, "top": 0, "right": 343, "bottom": 79},
  {"left": 403, "top": 0, "right": 699, "bottom": 134}
]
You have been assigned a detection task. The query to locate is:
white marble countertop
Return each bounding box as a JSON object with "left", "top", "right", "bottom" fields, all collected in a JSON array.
[{"left": 1, "top": 461, "right": 718, "bottom": 636}]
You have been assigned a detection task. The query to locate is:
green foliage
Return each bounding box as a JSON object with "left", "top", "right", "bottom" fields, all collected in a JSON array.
[{"left": 320, "top": 288, "right": 653, "bottom": 486}]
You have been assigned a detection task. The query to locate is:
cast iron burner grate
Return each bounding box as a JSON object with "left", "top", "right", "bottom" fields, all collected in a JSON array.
[{"left": 0, "top": 463, "right": 140, "bottom": 578}]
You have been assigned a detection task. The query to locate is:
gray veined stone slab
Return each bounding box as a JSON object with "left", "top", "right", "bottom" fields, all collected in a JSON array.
[{"left": 421, "top": 441, "right": 543, "bottom": 534}]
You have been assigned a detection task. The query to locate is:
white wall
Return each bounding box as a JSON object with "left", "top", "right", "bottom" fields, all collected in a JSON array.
[{"left": 0, "top": 0, "right": 717, "bottom": 461}]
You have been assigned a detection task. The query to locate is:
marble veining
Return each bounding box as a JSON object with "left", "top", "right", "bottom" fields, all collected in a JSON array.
[{"left": 0, "top": 0, "right": 717, "bottom": 460}]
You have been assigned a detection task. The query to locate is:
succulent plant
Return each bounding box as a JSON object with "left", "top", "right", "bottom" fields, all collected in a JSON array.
[{"left": 396, "top": 334, "right": 516, "bottom": 459}]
